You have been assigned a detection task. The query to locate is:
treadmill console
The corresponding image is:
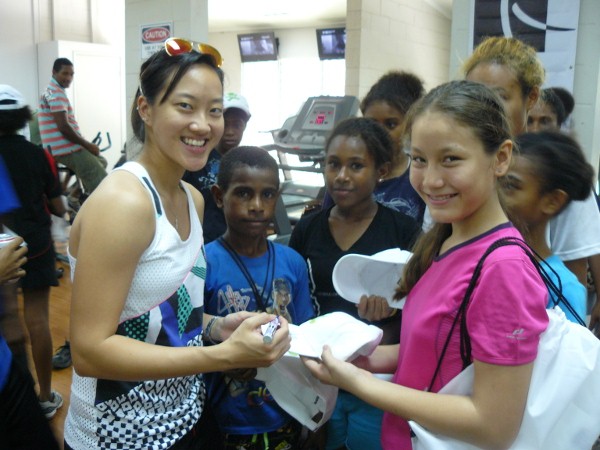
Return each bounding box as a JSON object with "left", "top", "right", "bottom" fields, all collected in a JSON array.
[{"left": 273, "top": 95, "right": 359, "bottom": 156}]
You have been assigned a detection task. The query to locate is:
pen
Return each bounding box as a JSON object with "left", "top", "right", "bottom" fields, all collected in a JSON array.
[{"left": 262, "top": 316, "right": 280, "bottom": 344}]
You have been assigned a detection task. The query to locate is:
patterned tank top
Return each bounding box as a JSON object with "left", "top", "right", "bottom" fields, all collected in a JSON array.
[{"left": 64, "top": 161, "right": 207, "bottom": 450}]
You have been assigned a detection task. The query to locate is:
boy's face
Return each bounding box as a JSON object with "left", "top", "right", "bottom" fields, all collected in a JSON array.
[
  {"left": 213, "top": 166, "right": 279, "bottom": 239},
  {"left": 217, "top": 109, "right": 248, "bottom": 155}
]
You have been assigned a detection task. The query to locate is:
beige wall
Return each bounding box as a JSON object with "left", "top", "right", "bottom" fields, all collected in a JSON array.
[
  {"left": 213, "top": 0, "right": 452, "bottom": 106},
  {"left": 346, "top": 0, "right": 452, "bottom": 99},
  {"left": 0, "top": 0, "right": 124, "bottom": 107},
  {"left": 124, "top": 0, "right": 209, "bottom": 138},
  {"left": 575, "top": 0, "right": 600, "bottom": 169},
  {"left": 207, "top": 32, "right": 242, "bottom": 93},
  {"left": 0, "top": 0, "right": 125, "bottom": 166},
  {"left": 7, "top": 0, "right": 597, "bottom": 169}
]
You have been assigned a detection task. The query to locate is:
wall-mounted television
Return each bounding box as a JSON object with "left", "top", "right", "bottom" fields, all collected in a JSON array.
[
  {"left": 237, "top": 32, "right": 278, "bottom": 62},
  {"left": 316, "top": 28, "right": 346, "bottom": 60}
]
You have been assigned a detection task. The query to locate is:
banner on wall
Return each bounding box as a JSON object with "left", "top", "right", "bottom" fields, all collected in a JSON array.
[
  {"left": 141, "top": 22, "right": 173, "bottom": 59},
  {"left": 470, "top": 0, "right": 581, "bottom": 90}
]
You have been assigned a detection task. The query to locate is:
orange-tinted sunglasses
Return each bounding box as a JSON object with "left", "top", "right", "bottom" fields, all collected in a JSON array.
[{"left": 164, "top": 38, "right": 223, "bottom": 67}]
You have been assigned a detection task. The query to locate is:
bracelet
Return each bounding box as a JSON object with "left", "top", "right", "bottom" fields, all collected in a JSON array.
[{"left": 204, "top": 316, "right": 219, "bottom": 345}]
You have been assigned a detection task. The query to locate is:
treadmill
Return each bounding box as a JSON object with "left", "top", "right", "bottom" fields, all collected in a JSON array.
[{"left": 264, "top": 95, "right": 359, "bottom": 241}]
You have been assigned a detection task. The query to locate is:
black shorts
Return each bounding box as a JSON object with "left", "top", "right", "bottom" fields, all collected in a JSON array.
[{"left": 19, "top": 245, "right": 58, "bottom": 290}]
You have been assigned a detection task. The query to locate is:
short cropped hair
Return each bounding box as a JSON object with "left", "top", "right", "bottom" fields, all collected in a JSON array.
[
  {"left": 217, "top": 146, "right": 280, "bottom": 192},
  {"left": 53, "top": 58, "right": 73, "bottom": 73}
]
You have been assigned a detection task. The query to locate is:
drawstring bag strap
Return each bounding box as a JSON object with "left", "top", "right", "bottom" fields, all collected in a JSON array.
[{"left": 427, "top": 236, "right": 584, "bottom": 392}]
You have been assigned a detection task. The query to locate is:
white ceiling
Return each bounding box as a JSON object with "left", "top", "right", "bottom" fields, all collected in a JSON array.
[{"left": 208, "top": 0, "right": 453, "bottom": 33}]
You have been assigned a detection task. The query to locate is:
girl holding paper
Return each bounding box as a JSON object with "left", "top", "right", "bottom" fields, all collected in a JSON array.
[{"left": 302, "top": 80, "right": 548, "bottom": 449}]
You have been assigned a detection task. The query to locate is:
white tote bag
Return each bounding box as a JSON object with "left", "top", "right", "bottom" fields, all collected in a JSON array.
[{"left": 410, "top": 307, "right": 600, "bottom": 450}]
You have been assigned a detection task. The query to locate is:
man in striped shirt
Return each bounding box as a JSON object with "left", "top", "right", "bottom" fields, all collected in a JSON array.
[{"left": 39, "top": 58, "right": 107, "bottom": 195}]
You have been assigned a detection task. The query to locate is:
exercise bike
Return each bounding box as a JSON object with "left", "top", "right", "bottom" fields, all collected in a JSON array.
[{"left": 56, "top": 131, "right": 112, "bottom": 223}]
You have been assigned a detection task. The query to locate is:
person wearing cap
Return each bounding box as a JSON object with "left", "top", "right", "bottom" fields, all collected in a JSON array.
[
  {"left": 38, "top": 58, "right": 107, "bottom": 197},
  {"left": 183, "top": 92, "right": 251, "bottom": 243},
  {"left": 0, "top": 84, "right": 66, "bottom": 420},
  {"left": 0, "top": 163, "right": 59, "bottom": 448}
]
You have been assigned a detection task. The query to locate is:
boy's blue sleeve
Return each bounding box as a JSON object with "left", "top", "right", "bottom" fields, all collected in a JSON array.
[
  {"left": 203, "top": 244, "right": 219, "bottom": 316},
  {"left": 289, "top": 248, "right": 316, "bottom": 324}
]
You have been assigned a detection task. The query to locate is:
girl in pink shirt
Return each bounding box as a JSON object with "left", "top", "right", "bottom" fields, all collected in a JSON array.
[{"left": 303, "top": 80, "right": 548, "bottom": 449}]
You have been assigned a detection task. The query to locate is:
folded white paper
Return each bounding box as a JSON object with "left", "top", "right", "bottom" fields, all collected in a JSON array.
[
  {"left": 286, "top": 311, "right": 384, "bottom": 360},
  {"left": 256, "top": 312, "right": 383, "bottom": 431}
]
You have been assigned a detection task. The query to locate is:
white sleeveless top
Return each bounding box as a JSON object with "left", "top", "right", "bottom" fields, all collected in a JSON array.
[{"left": 65, "top": 161, "right": 207, "bottom": 450}]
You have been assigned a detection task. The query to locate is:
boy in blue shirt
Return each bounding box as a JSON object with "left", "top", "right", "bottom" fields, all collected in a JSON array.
[{"left": 203, "top": 146, "right": 315, "bottom": 449}]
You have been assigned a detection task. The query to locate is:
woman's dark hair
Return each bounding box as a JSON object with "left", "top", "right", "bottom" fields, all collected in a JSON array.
[
  {"left": 0, "top": 106, "right": 33, "bottom": 134},
  {"left": 515, "top": 131, "right": 593, "bottom": 205},
  {"left": 325, "top": 117, "right": 395, "bottom": 168},
  {"left": 396, "top": 80, "right": 513, "bottom": 299},
  {"left": 217, "top": 146, "right": 279, "bottom": 192},
  {"left": 360, "top": 71, "right": 425, "bottom": 117},
  {"left": 539, "top": 88, "right": 567, "bottom": 127},
  {"left": 131, "top": 49, "right": 224, "bottom": 142}
]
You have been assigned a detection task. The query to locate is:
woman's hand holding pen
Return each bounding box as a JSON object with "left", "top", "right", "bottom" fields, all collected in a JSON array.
[
  {"left": 213, "top": 310, "right": 255, "bottom": 341},
  {"left": 221, "top": 313, "right": 291, "bottom": 369}
]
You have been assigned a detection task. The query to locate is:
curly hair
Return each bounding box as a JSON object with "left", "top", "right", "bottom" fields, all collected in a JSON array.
[
  {"left": 360, "top": 71, "right": 425, "bottom": 117},
  {"left": 325, "top": 117, "right": 395, "bottom": 169},
  {"left": 0, "top": 106, "right": 33, "bottom": 134},
  {"left": 463, "top": 36, "right": 545, "bottom": 97}
]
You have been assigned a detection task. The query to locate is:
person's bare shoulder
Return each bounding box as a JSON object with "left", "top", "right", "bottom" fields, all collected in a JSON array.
[{"left": 70, "top": 171, "right": 155, "bottom": 256}]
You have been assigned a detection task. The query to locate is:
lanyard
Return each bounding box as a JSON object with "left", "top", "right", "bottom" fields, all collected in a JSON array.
[{"left": 218, "top": 237, "right": 275, "bottom": 312}]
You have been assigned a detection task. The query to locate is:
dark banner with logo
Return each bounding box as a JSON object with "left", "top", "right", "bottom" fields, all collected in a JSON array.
[{"left": 471, "top": 0, "right": 580, "bottom": 90}]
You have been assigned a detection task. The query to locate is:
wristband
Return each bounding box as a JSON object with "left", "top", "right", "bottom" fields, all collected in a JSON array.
[{"left": 204, "top": 316, "right": 219, "bottom": 344}]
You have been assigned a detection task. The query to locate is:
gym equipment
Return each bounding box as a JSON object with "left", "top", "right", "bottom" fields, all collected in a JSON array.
[
  {"left": 265, "top": 95, "right": 359, "bottom": 241},
  {"left": 55, "top": 131, "right": 112, "bottom": 220}
]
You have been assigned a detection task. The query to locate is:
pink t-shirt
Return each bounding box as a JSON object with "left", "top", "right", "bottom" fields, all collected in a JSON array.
[{"left": 381, "top": 224, "right": 548, "bottom": 449}]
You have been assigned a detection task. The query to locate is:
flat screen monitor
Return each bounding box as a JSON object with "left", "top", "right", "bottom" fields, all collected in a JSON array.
[
  {"left": 238, "top": 32, "right": 278, "bottom": 62},
  {"left": 316, "top": 28, "right": 346, "bottom": 60}
]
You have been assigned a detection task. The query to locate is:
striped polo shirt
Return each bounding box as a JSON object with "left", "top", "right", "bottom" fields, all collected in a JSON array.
[{"left": 39, "top": 77, "right": 83, "bottom": 157}]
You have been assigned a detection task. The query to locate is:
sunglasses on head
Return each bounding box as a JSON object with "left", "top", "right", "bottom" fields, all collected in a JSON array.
[{"left": 164, "top": 38, "right": 223, "bottom": 67}]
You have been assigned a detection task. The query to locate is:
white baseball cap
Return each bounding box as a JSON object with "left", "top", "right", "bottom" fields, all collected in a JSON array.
[
  {"left": 223, "top": 92, "right": 251, "bottom": 120},
  {"left": 0, "top": 85, "right": 26, "bottom": 110},
  {"left": 332, "top": 248, "right": 412, "bottom": 309}
]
